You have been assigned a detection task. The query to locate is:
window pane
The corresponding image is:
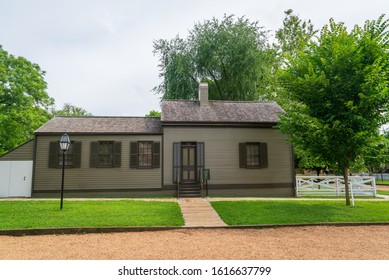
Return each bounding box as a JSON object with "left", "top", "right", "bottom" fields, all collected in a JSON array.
[
  {"left": 246, "top": 143, "right": 260, "bottom": 166},
  {"left": 58, "top": 143, "right": 73, "bottom": 166},
  {"left": 138, "top": 142, "right": 152, "bottom": 167},
  {"left": 98, "top": 142, "right": 114, "bottom": 166}
]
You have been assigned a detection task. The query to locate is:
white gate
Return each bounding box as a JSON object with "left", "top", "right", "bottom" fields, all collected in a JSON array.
[
  {"left": 0, "top": 161, "right": 32, "bottom": 197},
  {"left": 296, "top": 176, "right": 376, "bottom": 197}
]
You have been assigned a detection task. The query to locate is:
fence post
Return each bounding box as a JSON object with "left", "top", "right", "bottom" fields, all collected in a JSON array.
[
  {"left": 336, "top": 177, "right": 339, "bottom": 197},
  {"left": 372, "top": 176, "right": 377, "bottom": 197},
  {"left": 350, "top": 180, "right": 355, "bottom": 207}
]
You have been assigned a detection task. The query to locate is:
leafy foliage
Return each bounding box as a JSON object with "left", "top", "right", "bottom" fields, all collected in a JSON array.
[
  {"left": 0, "top": 45, "right": 54, "bottom": 155},
  {"left": 145, "top": 110, "right": 161, "bottom": 117},
  {"left": 153, "top": 15, "right": 271, "bottom": 100},
  {"left": 277, "top": 15, "right": 389, "bottom": 205},
  {"left": 53, "top": 103, "right": 92, "bottom": 116},
  {"left": 275, "top": 9, "right": 317, "bottom": 63}
]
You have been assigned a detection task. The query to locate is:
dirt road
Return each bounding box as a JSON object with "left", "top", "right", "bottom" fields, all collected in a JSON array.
[{"left": 1, "top": 225, "right": 388, "bottom": 260}]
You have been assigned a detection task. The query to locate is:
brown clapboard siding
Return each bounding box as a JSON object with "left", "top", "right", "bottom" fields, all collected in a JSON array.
[
  {"left": 0, "top": 139, "right": 34, "bottom": 161},
  {"left": 163, "top": 127, "right": 293, "bottom": 186},
  {"left": 33, "top": 135, "right": 162, "bottom": 192}
]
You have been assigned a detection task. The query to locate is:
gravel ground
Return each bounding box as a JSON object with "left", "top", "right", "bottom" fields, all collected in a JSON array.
[{"left": 1, "top": 225, "right": 389, "bottom": 260}]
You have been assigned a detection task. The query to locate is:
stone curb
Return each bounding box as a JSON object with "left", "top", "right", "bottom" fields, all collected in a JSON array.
[{"left": 1, "top": 222, "right": 389, "bottom": 237}]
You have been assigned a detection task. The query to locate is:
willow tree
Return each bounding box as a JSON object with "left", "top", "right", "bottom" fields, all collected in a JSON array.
[
  {"left": 153, "top": 15, "right": 272, "bottom": 100},
  {"left": 277, "top": 16, "right": 389, "bottom": 205}
]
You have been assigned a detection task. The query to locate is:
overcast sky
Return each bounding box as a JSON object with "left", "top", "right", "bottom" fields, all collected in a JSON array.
[{"left": 1, "top": 0, "right": 388, "bottom": 116}]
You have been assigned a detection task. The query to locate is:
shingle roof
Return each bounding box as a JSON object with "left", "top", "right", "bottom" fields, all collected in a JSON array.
[
  {"left": 161, "top": 100, "right": 282, "bottom": 123},
  {"left": 35, "top": 116, "right": 162, "bottom": 134}
]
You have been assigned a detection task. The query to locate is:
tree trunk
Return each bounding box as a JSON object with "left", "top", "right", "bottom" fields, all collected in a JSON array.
[{"left": 344, "top": 167, "right": 351, "bottom": 206}]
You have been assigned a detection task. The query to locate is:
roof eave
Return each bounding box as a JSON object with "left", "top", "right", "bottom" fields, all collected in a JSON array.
[
  {"left": 35, "top": 132, "right": 163, "bottom": 136},
  {"left": 160, "top": 121, "right": 278, "bottom": 128}
]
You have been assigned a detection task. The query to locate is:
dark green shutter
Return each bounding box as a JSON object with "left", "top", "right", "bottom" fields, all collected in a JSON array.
[
  {"left": 239, "top": 143, "right": 247, "bottom": 168},
  {"left": 113, "top": 142, "right": 121, "bottom": 167},
  {"left": 72, "top": 142, "right": 82, "bottom": 168},
  {"left": 49, "top": 142, "right": 59, "bottom": 168},
  {"left": 90, "top": 142, "right": 99, "bottom": 167},
  {"left": 260, "top": 142, "right": 268, "bottom": 168},
  {"left": 196, "top": 142, "right": 204, "bottom": 179},
  {"left": 130, "top": 141, "right": 138, "bottom": 168},
  {"left": 173, "top": 143, "right": 181, "bottom": 183},
  {"left": 152, "top": 142, "right": 160, "bottom": 168}
]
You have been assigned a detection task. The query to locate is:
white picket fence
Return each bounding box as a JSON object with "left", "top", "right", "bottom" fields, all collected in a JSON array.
[{"left": 296, "top": 176, "right": 376, "bottom": 197}]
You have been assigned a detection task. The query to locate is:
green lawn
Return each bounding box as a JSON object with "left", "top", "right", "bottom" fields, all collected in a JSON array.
[
  {"left": 211, "top": 200, "right": 389, "bottom": 225},
  {"left": 376, "top": 180, "right": 389, "bottom": 185},
  {"left": 0, "top": 200, "right": 184, "bottom": 230},
  {"left": 378, "top": 190, "right": 389, "bottom": 195}
]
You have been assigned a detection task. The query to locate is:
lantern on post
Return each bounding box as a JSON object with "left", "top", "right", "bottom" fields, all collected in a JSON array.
[{"left": 59, "top": 133, "right": 71, "bottom": 210}]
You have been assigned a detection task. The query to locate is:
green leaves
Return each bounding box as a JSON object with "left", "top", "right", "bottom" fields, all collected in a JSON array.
[
  {"left": 277, "top": 15, "right": 389, "bottom": 175},
  {"left": 52, "top": 103, "right": 92, "bottom": 116},
  {"left": 153, "top": 15, "right": 270, "bottom": 101},
  {"left": 0, "top": 45, "right": 54, "bottom": 155}
]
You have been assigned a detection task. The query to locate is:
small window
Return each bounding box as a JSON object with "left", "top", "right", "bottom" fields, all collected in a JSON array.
[
  {"left": 49, "top": 141, "right": 81, "bottom": 168},
  {"left": 98, "top": 141, "right": 114, "bottom": 166},
  {"left": 90, "top": 141, "right": 121, "bottom": 168},
  {"left": 138, "top": 141, "right": 153, "bottom": 167},
  {"left": 239, "top": 142, "right": 268, "bottom": 169},
  {"left": 58, "top": 142, "right": 74, "bottom": 166},
  {"left": 130, "top": 141, "right": 160, "bottom": 168},
  {"left": 246, "top": 143, "right": 260, "bottom": 167}
]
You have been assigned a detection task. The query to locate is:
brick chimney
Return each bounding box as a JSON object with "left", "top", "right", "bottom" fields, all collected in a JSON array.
[{"left": 199, "top": 83, "right": 208, "bottom": 106}]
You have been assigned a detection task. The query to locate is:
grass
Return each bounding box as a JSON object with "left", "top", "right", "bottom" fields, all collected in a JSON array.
[
  {"left": 378, "top": 190, "right": 389, "bottom": 195},
  {"left": 298, "top": 195, "right": 378, "bottom": 199},
  {"left": 376, "top": 180, "right": 389, "bottom": 185},
  {"left": 0, "top": 200, "right": 184, "bottom": 230},
  {"left": 211, "top": 200, "right": 389, "bottom": 225}
]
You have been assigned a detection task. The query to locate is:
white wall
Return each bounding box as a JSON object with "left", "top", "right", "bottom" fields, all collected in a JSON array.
[{"left": 0, "top": 161, "right": 32, "bottom": 197}]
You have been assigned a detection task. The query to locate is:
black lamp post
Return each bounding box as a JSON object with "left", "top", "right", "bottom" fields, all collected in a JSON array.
[{"left": 59, "top": 133, "right": 71, "bottom": 210}]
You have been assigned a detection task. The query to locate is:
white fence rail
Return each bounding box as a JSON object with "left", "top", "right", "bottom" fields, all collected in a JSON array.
[{"left": 296, "top": 176, "right": 376, "bottom": 197}]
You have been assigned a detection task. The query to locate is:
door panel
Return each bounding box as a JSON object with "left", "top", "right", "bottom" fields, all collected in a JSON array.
[{"left": 181, "top": 145, "right": 196, "bottom": 183}]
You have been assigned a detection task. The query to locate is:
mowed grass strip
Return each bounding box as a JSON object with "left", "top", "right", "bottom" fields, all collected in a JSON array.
[
  {"left": 0, "top": 200, "right": 184, "bottom": 230},
  {"left": 378, "top": 190, "right": 389, "bottom": 195},
  {"left": 376, "top": 180, "right": 389, "bottom": 185},
  {"left": 211, "top": 200, "right": 389, "bottom": 225}
]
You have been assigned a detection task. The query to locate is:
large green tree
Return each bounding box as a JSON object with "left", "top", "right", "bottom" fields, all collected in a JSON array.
[
  {"left": 153, "top": 15, "right": 271, "bottom": 101},
  {"left": 0, "top": 46, "right": 54, "bottom": 155},
  {"left": 277, "top": 16, "right": 389, "bottom": 205}
]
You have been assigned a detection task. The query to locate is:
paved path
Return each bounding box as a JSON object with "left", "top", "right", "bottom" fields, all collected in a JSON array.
[{"left": 179, "top": 198, "right": 227, "bottom": 227}]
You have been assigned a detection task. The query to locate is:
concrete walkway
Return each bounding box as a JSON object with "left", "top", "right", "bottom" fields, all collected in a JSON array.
[{"left": 179, "top": 198, "right": 227, "bottom": 227}]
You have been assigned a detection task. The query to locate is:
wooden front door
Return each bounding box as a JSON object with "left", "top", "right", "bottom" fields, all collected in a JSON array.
[{"left": 181, "top": 143, "right": 197, "bottom": 183}]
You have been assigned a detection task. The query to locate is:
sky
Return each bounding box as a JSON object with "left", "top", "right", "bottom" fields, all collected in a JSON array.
[{"left": 1, "top": 0, "right": 388, "bottom": 116}]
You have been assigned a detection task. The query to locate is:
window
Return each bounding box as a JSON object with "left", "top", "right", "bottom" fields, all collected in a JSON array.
[
  {"left": 138, "top": 141, "right": 153, "bottom": 167},
  {"left": 90, "top": 141, "right": 121, "bottom": 167},
  {"left": 98, "top": 141, "right": 114, "bottom": 166},
  {"left": 246, "top": 143, "right": 260, "bottom": 167},
  {"left": 239, "top": 142, "right": 268, "bottom": 169},
  {"left": 58, "top": 142, "right": 74, "bottom": 166},
  {"left": 49, "top": 141, "right": 81, "bottom": 168},
  {"left": 130, "top": 141, "right": 160, "bottom": 168}
]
